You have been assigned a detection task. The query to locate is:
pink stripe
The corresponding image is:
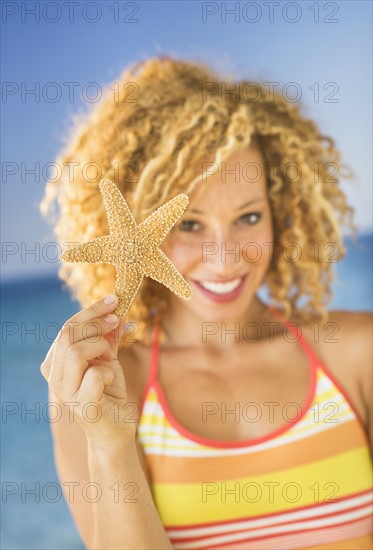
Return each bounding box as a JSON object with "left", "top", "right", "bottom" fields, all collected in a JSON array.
[
  {"left": 147, "top": 310, "right": 319, "bottom": 448},
  {"left": 269, "top": 307, "right": 370, "bottom": 443},
  {"left": 213, "top": 517, "right": 373, "bottom": 550},
  {"left": 170, "top": 505, "right": 372, "bottom": 545},
  {"left": 316, "top": 351, "right": 370, "bottom": 443},
  {"left": 268, "top": 307, "right": 322, "bottom": 366},
  {"left": 172, "top": 515, "right": 373, "bottom": 549},
  {"left": 153, "top": 356, "right": 317, "bottom": 449}
]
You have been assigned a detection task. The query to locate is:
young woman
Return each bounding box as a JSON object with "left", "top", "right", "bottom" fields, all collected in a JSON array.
[{"left": 40, "top": 57, "right": 372, "bottom": 549}]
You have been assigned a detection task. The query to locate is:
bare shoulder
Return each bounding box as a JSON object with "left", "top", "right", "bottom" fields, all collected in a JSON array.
[
  {"left": 298, "top": 309, "right": 372, "bottom": 448},
  {"left": 326, "top": 309, "right": 372, "bottom": 343},
  {"left": 301, "top": 309, "right": 372, "bottom": 370},
  {"left": 325, "top": 309, "right": 372, "bottom": 402}
]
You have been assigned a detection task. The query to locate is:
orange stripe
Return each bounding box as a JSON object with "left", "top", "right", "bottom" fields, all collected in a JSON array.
[
  {"left": 145, "top": 418, "right": 368, "bottom": 483},
  {"left": 210, "top": 534, "right": 373, "bottom": 550},
  {"left": 302, "top": 533, "right": 373, "bottom": 549}
]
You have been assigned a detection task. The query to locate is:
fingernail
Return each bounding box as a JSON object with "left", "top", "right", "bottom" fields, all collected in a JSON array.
[
  {"left": 104, "top": 314, "right": 119, "bottom": 325},
  {"left": 103, "top": 294, "right": 117, "bottom": 305}
]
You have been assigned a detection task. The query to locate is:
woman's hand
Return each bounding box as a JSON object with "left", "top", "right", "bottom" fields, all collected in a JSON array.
[{"left": 40, "top": 294, "right": 136, "bottom": 451}]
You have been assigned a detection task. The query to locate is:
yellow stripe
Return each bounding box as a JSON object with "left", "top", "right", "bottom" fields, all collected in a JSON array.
[
  {"left": 153, "top": 447, "right": 373, "bottom": 525},
  {"left": 140, "top": 416, "right": 178, "bottom": 431}
]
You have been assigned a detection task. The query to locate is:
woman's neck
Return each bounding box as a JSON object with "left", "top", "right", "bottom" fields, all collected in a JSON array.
[{"left": 159, "top": 296, "right": 271, "bottom": 350}]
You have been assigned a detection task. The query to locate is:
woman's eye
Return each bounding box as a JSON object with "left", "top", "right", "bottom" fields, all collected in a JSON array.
[
  {"left": 177, "top": 220, "right": 200, "bottom": 232},
  {"left": 238, "top": 212, "right": 262, "bottom": 225}
]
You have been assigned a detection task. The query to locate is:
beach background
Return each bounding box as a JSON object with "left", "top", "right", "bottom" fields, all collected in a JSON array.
[
  {"left": 2, "top": 232, "right": 372, "bottom": 549},
  {"left": 1, "top": 1, "right": 372, "bottom": 548}
]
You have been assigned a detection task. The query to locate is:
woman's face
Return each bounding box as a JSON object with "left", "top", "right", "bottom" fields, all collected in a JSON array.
[{"left": 161, "top": 144, "right": 274, "bottom": 323}]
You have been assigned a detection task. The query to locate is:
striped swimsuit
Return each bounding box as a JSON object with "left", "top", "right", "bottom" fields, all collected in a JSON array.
[{"left": 136, "top": 311, "right": 373, "bottom": 549}]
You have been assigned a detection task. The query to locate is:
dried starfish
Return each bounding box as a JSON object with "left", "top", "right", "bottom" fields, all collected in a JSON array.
[{"left": 60, "top": 179, "right": 193, "bottom": 317}]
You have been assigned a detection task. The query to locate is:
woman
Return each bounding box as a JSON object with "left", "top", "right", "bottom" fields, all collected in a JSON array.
[{"left": 40, "top": 57, "right": 372, "bottom": 549}]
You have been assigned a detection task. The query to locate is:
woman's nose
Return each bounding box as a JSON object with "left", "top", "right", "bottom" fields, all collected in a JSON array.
[{"left": 203, "top": 229, "right": 242, "bottom": 269}]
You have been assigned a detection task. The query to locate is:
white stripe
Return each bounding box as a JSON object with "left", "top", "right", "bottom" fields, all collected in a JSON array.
[
  {"left": 138, "top": 424, "right": 186, "bottom": 437},
  {"left": 316, "top": 372, "right": 334, "bottom": 390},
  {"left": 141, "top": 402, "right": 167, "bottom": 418},
  {"left": 290, "top": 402, "right": 353, "bottom": 434},
  {"left": 170, "top": 504, "right": 373, "bottom": 549},
  {"left": 137, "top": 414, "right": 355, "bottom": 457}
]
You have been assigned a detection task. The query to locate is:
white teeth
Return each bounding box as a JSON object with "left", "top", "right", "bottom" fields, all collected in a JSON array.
[{"left": 199, "top": 277, "right": 242, "bottom": 294}]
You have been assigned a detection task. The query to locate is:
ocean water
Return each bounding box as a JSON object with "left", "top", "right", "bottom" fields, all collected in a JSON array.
[{"left": 1, "top": 232, "right": 372, "bottom": 549}]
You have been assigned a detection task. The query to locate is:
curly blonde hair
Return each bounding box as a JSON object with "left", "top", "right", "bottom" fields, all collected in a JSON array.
[{"left": 40, "top": 56, "right": 357, "bottom": 345}]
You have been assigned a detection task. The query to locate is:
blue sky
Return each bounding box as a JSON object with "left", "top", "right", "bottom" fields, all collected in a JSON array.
[{"left": 1, "top": 0, "right": 372, "bottom": 280}]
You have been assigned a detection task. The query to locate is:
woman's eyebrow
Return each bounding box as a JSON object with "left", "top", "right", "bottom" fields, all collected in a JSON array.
[
  {"left": 236, "top": 197, "right": 266, "bottom": 210},
  {"left": 189, "top": 197, "right": 266, "bottom": 214}
]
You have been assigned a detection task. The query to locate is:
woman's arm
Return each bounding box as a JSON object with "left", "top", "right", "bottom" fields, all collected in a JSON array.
[
  {"left": 49, "top": 388, "right": 172, "bottom": 550},
  {"left": 87, "top": 344, "right": 173, "bottom": 549},
  {"left": 41, "top": 295, "right": 173, "bottom": 549},
  {"left": 88, "top": 440, "right": 173, "bottom": 550}
]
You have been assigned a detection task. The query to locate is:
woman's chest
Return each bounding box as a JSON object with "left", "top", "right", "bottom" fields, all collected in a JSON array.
[{"left": 157, "top": 339, "right": 313, "bottom": 442}]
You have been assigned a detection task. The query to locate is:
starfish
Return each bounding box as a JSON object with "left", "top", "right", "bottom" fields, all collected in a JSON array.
[{"left": 60, "top": 179, "right": 193, "bottom": 318}]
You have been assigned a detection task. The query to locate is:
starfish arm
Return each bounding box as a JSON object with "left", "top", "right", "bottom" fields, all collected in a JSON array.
[
  {"left": 99, "top": 179, "right": 136, "bottom": 239},
  {"left": 138, "top": 194, "right": 189, "bottom": 246},
  {"left": 60, "top": 236, "right": 114, "bottom": 264},
  {"left": 114, "top": 262, "right": 144, "bottom": 318},
  {"left": 141, "top": 248, "right": 192, "bottom": 300}
]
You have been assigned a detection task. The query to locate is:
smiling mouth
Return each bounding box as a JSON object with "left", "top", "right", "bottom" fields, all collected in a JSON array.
[{"left": 191, "top": 274, "right": 248, "bottom": 297}]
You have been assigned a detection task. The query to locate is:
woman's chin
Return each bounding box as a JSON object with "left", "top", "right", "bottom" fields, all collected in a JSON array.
[{"left": 194, "top": 301, "right": 251, "bottom": 324}]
